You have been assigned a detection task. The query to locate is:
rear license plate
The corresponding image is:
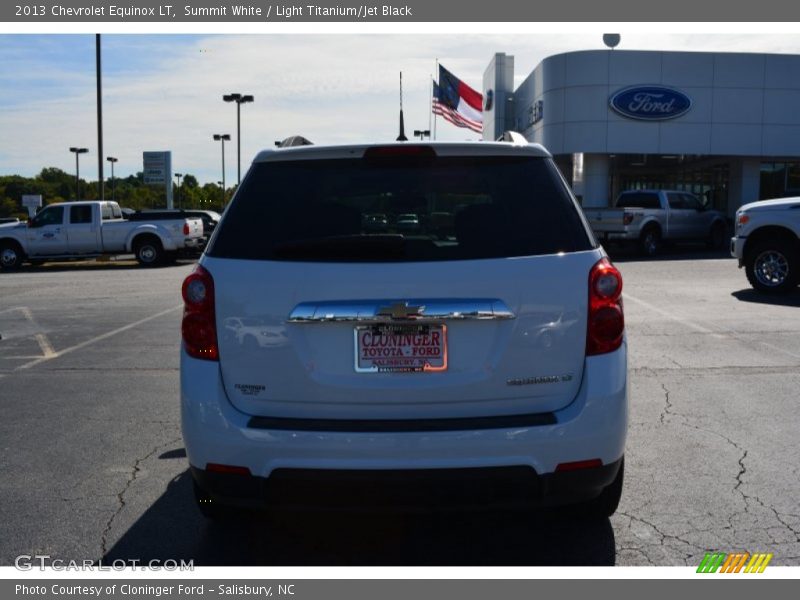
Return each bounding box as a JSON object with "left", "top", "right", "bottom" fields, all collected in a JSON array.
[{"left": 354, "top": 324, "right": 448, "bottom": 373}]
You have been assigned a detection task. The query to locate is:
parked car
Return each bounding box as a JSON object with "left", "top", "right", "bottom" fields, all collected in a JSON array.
[
  {"left": 181, "top": 139, "right": 627, "bottom": 519},
  {"left": 362, "top": 213, "right": 388, "bottom": 232},
  {"left": 0, "top": 201, "right": 203, "bottom": 270},
  {"left": 395, "top": 213, "right": 420, "bottom": 232},
  {"left": 127, "top": 209, "right": 222, "bottom": 250},
  {"left": 584, "top": 189, "right": 727, "bottom": 256},
  {"left": 222, "top": 317, "right": 288, "bottom": 349},
  {"left": 731, "top": 197, "right": 800, "bottom": 293},
  {"left": 0, "top": 217, "right": 20, "bottom": 225}
]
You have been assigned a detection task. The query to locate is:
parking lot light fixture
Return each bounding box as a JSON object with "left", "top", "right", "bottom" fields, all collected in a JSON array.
[
  {"left": 106, "top": 156, "right": 118, "bottom": 202},
  {"left": 69, "top": 147, "right": 89, "bottom": 200},
  {"left": 223, "top": 93, "right": 254, "bottom": 186},
  {"left": 213, "top": 134, "right": 231, "bottom": 205},
  {"left": 175, "top": 172, "right": 184, "bottom": 209}
]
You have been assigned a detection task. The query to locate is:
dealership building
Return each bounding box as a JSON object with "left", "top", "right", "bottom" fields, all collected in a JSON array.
[{"left": 483, "top": 49, "right": 800, "bottom": 217}]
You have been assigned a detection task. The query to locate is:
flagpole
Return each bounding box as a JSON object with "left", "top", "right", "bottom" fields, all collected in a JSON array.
[
  {"left": 428, "top": 73, "right": 433, "bottom": 134},
  {"left": 433, "top": 58, "right": 438, "bottom": 140}
]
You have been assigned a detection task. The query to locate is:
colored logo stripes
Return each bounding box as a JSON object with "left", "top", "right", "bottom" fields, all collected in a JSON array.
[{"left": 697, "top": 552, "right": 773, "bottom": 573}]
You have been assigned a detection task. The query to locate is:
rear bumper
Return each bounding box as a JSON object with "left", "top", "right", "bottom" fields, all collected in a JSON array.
[
  {"left": 181, "top": 342, "right": 627, "bottom": 508},
  {"left": 190, "top": 459, "right": 623, "bottom": 511}
]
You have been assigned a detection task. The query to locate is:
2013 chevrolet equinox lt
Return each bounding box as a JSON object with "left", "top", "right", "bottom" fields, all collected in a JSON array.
[{"left": 180, "top": 140, "right": 628, "bottom": 519}]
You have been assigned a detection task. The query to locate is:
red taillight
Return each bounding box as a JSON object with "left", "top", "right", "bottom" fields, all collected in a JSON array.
[
  {"left": 181, "top": 264, "right": 218, "bottom": 361},
  {"left": 587, "top": 258, "right": 624, "bottom": 356},
  {"left": 622, "top": 212, "right": 634, "bottom": 226},
  {"left": 183, "top": 222, "right": 190, "bottom": 235}
]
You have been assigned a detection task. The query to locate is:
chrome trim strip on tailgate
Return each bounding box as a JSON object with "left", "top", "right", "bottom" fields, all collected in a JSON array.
[{"left": 287, "top": 299, "right": 516, "bottom": 323}]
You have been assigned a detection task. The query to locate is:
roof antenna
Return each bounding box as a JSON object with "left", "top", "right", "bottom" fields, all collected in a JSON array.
[{"left": 396, "top": 71, "right": 408, "bottom": 142}]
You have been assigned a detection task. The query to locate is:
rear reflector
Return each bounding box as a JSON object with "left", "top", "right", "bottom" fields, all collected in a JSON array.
[
  {"left": 555, "top": 459, "right": 603, "bottom": 472},
  {"left": 206, "top": 463, "right": 251, "bottom": 476}
]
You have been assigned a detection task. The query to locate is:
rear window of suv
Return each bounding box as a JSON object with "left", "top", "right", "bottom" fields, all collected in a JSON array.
[{"left": 208, "top": 155, "right": 594, "bottom": 262}]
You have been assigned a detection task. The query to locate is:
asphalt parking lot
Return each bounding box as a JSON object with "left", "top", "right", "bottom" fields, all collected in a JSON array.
[{"left": 1, "top": 250, "right": 799, "bottom": 566}]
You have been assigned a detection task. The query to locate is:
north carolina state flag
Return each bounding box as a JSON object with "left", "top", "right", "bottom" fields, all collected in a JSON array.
[{"left": 432, "top": 64, "right": 483, "bottom": 133}]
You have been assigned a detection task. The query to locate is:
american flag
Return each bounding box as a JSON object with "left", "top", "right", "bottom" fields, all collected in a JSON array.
[{"left": 432, "top": 65, "right": 483, "bottom": 134}]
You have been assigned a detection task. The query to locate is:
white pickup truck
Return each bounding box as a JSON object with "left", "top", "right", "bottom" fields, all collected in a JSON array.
[
  {"left": 584, "top": 189, "right": 727, "bottom": 256},
  {"left": 0, "top": 200, "right": 203, "bottom": 270},
  {"left": 731, "top": 197, "right": 800, "bottom": 293}
]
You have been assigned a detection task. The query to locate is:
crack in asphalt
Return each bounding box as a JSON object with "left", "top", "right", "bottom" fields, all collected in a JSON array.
[
  {"left": 659, "top": 383, "right": 673, "bottom": 425},
  {"left": 616, "top": 545, "right": 656, "bottom": 566},
  {"left": 99, "top": 434, "right": 182, "bottom": 559},
  {"left": 645, "top": 378, "right": 800, "bottom": 559},
  {"left": 617, "top": 511, "right": 703, "bottom": 565}
]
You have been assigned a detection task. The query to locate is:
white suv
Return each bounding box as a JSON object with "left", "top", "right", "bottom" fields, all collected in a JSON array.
[{"left": 180, "top": 140, "right": 628, "bottom": 518}]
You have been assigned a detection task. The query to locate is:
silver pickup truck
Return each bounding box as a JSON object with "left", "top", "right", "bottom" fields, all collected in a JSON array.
[
  {"left": 584, "top": 190, "right": 727, "bottom": 256},
  {"left": 0, "top": 200, "right": 203, "bottom": 270}
]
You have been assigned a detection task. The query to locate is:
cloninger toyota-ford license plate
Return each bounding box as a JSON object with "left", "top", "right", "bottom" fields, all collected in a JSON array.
[{"left": 354, "top": 324, "right": 448, "bottom": 373}]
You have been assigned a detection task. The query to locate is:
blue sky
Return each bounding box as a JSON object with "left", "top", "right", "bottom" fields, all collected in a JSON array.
[{"left": 2, "top": 33, "right": 800, "bottom": 185}]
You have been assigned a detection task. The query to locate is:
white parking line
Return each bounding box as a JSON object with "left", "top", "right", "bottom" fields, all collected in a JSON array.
[
  {"left": 624, "top": 292, "right": 800, "bottom": 361},
  {"left": 0, "top": 306, "right": 57, "bottom": 358},
  {"left": 14, "top": 305, "right": 183, "bottom": 371},
  {"left": 624, "top": 293, "right": 720, "bottom": 336},
  {"left": 34, "top": 333, "right": 56, "bottom": 358}
]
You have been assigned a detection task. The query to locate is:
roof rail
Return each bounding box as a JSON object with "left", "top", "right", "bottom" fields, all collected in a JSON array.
[
  {"left": 496, "top": 131, "right": 528, "bottom": 144},
  {"left": 276, "top": 135, "right": 314, "bottom": 148}
]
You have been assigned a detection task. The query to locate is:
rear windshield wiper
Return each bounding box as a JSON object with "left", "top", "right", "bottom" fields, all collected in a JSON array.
[{"left": 273, "top": 234, "right": 406, "bottom": 260}]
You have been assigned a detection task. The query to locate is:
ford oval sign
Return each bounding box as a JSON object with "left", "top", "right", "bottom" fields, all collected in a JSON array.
[{"left": 610, "top": 86, "right": 691, "bottom": 121}]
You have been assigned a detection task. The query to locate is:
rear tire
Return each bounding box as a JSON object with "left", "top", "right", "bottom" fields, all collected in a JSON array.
[
  {"left": 745, "top": 239, "right": 799, "bottom": 294},
  {"left": 133, "top": 236, "right": 164, "bottom": 267},
  {"left": 639, "top": 226, "right": 661, "bottom": 257},
  {"left": 577, "top": 459, "right": 624, "bottom": 519},
  {"left": 0, "top": 241, "right": 25, "bottom": 271}
]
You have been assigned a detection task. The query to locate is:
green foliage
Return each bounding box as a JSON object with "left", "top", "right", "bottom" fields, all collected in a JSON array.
[{"left": 0, "top": 168, "right": 228, "bottom": 217}]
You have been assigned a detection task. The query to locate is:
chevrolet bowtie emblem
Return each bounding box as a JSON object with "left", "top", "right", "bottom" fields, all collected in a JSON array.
[{"left": 376, "top": 301, "right": 425, "bottom": 319}]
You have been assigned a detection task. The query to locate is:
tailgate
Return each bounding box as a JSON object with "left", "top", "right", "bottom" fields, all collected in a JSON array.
[
  {"left": 205, "top": 251, "right": 601, "bottom": 420},
  {"left": 585, "top": 209, "right": 627, "bottom": 233}
]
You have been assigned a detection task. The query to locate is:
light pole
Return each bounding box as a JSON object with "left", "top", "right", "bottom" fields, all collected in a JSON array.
[
  {"left": 213, "top": 134, "right": 230, "bottom": 206},
  {"left": 222, "top": 93, "right": 254, "bottom": 186},
  {"left": 69, "top": 147, "right": 88, "bottom": 200},
  {"left": 106, "top": 156, "right": 118, "bottom": 202},
  {"left": 413, "top": 129, "right": 431, "bottom": 140},
  {"left": 217, "top": 181, "right": 224, "bottom": 207},
  {"left": 174, "top": 172, "right": 184, "bottom": 209}
]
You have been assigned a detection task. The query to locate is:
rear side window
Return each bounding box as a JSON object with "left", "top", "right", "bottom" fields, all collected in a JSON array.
[
  {"left": 667, "top": 193, "right": 687, "bottom": 209},
  {"left": 70, "top": 205, "right": 93, "bottom": 224},
  {"left": 616, "top": 192, "right": 660, "bottom": 209},
  {"left": 209, "top": 156, "right": 593, "bottom": 262}
]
